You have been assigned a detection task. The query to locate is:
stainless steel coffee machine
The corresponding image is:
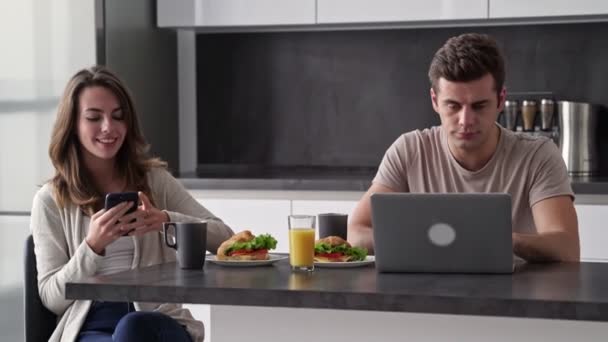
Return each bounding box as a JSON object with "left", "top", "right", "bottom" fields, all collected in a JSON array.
[{"left": 558, "top": 101, "right": 601, "bottom": 176}]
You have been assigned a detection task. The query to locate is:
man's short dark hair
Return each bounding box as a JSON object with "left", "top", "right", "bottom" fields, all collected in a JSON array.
[{"left": 428, "top": 33, "right": 505, "bottom": 97}]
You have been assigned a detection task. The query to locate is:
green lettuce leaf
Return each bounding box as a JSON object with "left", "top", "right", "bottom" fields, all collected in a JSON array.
[
  {"left": 314, "top": 242, "right": 368, "bottom": 261},
  {"left": 226, "top": 234, "right": 278, "bottom": 254}
]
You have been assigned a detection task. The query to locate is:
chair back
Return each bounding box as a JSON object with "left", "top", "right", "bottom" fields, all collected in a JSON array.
[{"left": 24, "top": 235, "right": 56, "bottom": 342}]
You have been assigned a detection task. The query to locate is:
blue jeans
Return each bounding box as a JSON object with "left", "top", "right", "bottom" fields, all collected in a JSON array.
[{"left": 77, "top": 301, "right": 192, "bottom": 342}]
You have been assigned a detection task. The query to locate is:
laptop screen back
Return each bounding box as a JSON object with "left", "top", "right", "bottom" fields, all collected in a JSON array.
[{"left": 371, "top": 193, "right": 513, "bottom": 274}]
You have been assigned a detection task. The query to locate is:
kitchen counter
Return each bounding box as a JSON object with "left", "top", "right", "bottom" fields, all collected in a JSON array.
[
  {"left": 571, "top": 177, "right": 608, "bottom": 195},
  {"left": 180, "top": 176, "right": 372, "bottom": 192},
  {"left": 66, "top": 259, "right": 608, "bottom": 322},
  {"left": 180, "top": 176, "right": 608, "bottom": 195},
  {"left": 66, "top": 259, "right": 608, "bottom": 341}
]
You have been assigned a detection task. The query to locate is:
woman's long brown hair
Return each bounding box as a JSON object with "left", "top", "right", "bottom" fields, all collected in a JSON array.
[{"left": 49, "top": 66, "right": 166, "bottom": 215}]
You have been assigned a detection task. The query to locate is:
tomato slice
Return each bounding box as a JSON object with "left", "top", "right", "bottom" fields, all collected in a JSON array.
[
  {"left": 229, "top": 249, "right": 268, "bottom": 256},
  {"left": 316, "top": 252, "right": 344, "bottom": 260}
]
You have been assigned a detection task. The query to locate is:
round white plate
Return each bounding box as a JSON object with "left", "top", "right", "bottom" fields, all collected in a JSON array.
[
  {"left": 314, "top": 256, "right": 375, "bottom": 268},
  {"left": 206, "top": 254, "right": 287, "bottom": 267}
]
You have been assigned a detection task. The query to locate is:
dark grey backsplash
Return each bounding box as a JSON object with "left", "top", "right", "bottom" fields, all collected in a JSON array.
[{"left": 196, "top": 22, "right": 608, "bottom": 175}]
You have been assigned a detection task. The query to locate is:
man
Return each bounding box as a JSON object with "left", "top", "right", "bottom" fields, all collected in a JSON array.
[{"left": 349, "top": 33, "right": 579, "bottom": 262}]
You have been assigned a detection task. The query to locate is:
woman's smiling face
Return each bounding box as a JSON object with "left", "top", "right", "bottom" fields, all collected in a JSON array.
[{"left": 76, "top": 86, "right": 127, "bottom": 166}]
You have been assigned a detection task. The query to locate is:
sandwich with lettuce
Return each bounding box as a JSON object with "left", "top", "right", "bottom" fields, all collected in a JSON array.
[
  {"left": 314, "top": 236, "right": 367, "bottom": 262},
  {"left": 217, "top": 230, "right": 277, "bottom": 261}
]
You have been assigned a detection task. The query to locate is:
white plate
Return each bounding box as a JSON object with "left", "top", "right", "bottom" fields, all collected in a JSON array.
[
  {"left": 206, "top": 254, "right": 287, "bottom": 267},
  {"left": 314, "top": 256, "right": 375, "bottom": 268}
]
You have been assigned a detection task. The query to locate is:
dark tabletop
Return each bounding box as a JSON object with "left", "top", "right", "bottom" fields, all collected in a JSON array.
[{"left": 66, "top": 259, "right": 608, "bottom": 321}]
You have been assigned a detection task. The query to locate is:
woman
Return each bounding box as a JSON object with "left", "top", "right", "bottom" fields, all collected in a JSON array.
[{"left": 30, "top": 65, "right": 234, "bottom": 342}]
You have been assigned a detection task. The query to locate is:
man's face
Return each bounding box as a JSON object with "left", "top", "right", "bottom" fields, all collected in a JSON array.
[{"left": 431, "top": 74, "right": 505, "bottom": 153}]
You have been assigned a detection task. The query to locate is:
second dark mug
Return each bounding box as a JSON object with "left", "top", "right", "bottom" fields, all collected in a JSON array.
[
  {"left": 318, "top": 213, "right": 348, "bottom": 240},
  {"left": 163, "top": 222, "right": 207, "bottom": 269}
]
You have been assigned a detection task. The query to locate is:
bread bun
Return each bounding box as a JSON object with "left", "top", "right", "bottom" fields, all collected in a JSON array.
[
  {"left": 217, "top": 230, "right": 254, "bottom": 259},
  {"left": 219, "top": 253, "right": 269, "bottom": 261},
  {"left": 314, "top": 254, "right": 352, "bottom": 263},
  {"left": 316, "top": 236, "right": 351, "bottom": 248},
  {"left": 314, "top": 236, "right": 354, "bottom": 263}
]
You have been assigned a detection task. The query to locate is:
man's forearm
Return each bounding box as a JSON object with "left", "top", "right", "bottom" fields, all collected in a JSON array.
[
  {"left": 513, "top": 231, "right": 580, "bottom": 262},
  {"left": 348, "top": 223, "right": 375, "bottom": 254}
]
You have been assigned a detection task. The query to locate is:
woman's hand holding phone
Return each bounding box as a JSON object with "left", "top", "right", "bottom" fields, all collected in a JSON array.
[
  {"left": 85, "top": 192, "right": 169, "bottom": 254},
  {"left": 117, "top": 192, "right": 170, "bottom": 237},
  {"left": 85, "top": 202, "right": 135, "bottom": 255}
]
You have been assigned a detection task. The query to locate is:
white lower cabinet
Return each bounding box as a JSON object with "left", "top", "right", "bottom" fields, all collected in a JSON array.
[
  {"left": 196, "top": 198, "right": 292, "bottom": 252},
  {"left": 0, "top": 216, "right": 31, "bottom": 342},
  {"left": 193, "top": 196, "right": 359, "bottom": 251},
  {"left": 182, "top": 304, "right": 212, "bottom": 341},
  {"left": 291, "top": 200, "right": 358, "bottom": 217},
  {"left": 0, "top": 215, "right": 31, "bottom": 288},
  {"left": 193, "top": 193, "right": 606, "bottom": 262},
  {"left": 575, "top": 204, "right": 608, "bottom": 262}
]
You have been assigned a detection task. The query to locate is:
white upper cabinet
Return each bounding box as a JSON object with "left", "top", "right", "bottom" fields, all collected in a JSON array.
[
  {"left": 158, "top": 0, "right": 316, "bottom": 27},
  {"left": 490, "top": 0, "right": 608, "bottom": 18},
  {"left": 158, "top": 0, "right": 608, "bottom": 29},
  {"left": 317, "top": 0, "right": 488, "bottom": 24}
]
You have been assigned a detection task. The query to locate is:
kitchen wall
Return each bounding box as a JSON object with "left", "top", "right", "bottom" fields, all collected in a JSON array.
[
  {"left": 195, "top": 22, "right": 608, "bottom": 175},
  {"left": 102, "top": 0, "right": 179, "bottom": 174}
]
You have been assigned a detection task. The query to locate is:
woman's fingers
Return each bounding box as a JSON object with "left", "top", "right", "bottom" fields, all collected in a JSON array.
[
  {"left": 90, "top": 193, "right": 165, "bottom": 242},
  {"left": 101, "top": 193, "right": 163, "bottom": 237},
  {"left": 128, "top": 222, "right": 161, "bottom": 236},
  {"left": 122, "top": 214, "right": 167, "bottom": 236},
  {"left": 87, "top": 202, "right": 133, "bottom": 253},
  {"left": 118, "top": 209, "right": 147, "bottom": 225},
  {"left": 139, "top": 191, "right": 153, "bottom": 211},
  {"left": 119, "top": 216, "right": 143, "bottom": 232},
  {"left": 98, "top": 202, "right": 132, "bottom": 225},
  {"left": 91, "top": 208, "right": 106, "bottom": 220}
]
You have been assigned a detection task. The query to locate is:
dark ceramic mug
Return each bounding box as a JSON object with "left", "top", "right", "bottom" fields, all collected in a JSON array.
[
  {"left": 163, "top": 222, "right": 207, "bottom": 269},
  {"left": 318, "top": 213, "right": 348, "bottom": 240}
]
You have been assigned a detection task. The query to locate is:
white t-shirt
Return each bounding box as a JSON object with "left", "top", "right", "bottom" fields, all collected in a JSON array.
[{"left": 82, "top": 218, "right": 135, "bottom": 276}]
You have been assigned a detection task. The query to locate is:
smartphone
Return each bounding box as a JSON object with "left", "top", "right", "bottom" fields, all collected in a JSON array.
[{"left": 105, "top": 192, "right": 139, "bottom": 235}]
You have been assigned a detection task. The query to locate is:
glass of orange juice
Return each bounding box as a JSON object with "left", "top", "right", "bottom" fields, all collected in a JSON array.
[{"left": 288, "top": 215, "right": 316, "bottom": 272}]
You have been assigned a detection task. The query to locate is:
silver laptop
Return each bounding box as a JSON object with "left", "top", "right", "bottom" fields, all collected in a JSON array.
[{"left": 371, "top": 193, "right": 513, "bottom": 274}]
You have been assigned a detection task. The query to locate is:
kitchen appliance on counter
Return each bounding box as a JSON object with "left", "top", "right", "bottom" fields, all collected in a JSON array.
[
  {"left": 500, "top": 95, "right": 604, "bottom": 176},
  {"left": 558, "top": 101, "right": 602, "bottom": 176},
  {"left": 500, "top": 96, "right": 560, "bottom": 144}
]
